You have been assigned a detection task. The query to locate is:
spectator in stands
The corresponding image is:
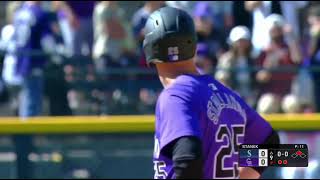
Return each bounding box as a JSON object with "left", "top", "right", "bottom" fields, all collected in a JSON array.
[
  {"left": 132, "top": 1, "right": 165, "bottom": 67},
  {"left": 194, "top": 43, "right": 215, "bottom": 75},
  {"left": 290, "top": 63, "right": 316, "bottom": 113},
  {"left": 137, "top": 88, "right": 157, "bottom": 114},
  {"left": 12, "top": 1, "right": 55, "bottom": 117},
  {"left": 280, "top": 1, "right": 308, "bottom": 41},
  {"left": 246, "top": 1, "right": 286, "bottom": 57},
  {"left": 0, "top": 1, "right": 22, "bottom": 116},
  {"left": 255, "top": 14, "right": 301, "bottom": 113},
  {"left": 193, "top": 2, "right": 227, "bottom": 61},
  {"left": 165, "top": 1, "right": 193, "bottom": 15},
  {"left": 215, "top": 26, "right": 257, "bottom": 106},
  {"left": 11, "top": 2, "right": 56, "bottom": 178},
  {"left": 209, "top": 1, "right": 233, "bottom": 32},
  {"left": 51, "top": 1, "right": 74, "bottom": 57},
  {"left": 167, "top": 1, "right": 233, "bottom": 32},
  {"left": 232, "top": 1, "right": 253, "bottom": 31},
  {"left": 34, "top": 1, "right": 73, "bottom": 116},
  {"left": 1, "top": 1, "right": 22, "bottom": 87},
  {"left": 92, "top": 1, "right": 136, "bottom": 73},
  {"left": 308, "top": 5, "right": 320, "bottom": 112},
  {"left": 245, "top": 1, "right": 307, "bottom": 57},
  {"left": 64, "top": 1, "right": 96, "bottom": 56}
]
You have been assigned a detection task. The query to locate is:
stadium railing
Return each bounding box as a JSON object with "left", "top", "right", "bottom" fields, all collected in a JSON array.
[
  {"left": 0, "top": 114, "right": 319, "bottom": 134},
  {"left": 0, "top": 115, "right": 318, "bottom": 179}
]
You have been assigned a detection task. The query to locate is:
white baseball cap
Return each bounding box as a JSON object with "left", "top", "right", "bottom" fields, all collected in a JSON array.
[
  {"left": 228, "top": 26, "right": 251, "bottom": 44},
  {"left": 265, "top": 14, "right": 285, "bottom": 30}
]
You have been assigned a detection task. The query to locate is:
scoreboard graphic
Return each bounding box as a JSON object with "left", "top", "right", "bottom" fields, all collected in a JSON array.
[{"left": 239, "top": 144, "right": 308, "bottom": 167}]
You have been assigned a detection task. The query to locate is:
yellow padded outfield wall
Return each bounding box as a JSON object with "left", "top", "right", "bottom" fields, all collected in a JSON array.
[{"left": 0, "top": 114, "right": 319, "bottom": 134}]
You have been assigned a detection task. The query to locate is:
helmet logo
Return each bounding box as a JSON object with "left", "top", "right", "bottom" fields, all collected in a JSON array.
[{"left": 168, "top": 47, "right": 179, "bottom": 61}]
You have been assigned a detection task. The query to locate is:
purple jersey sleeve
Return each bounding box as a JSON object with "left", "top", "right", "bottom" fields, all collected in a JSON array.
[
  {"left": 157, "top": 88, "right": 202, "bottom": 151},
  {"left": 242, "top": 101, "right": 273, "bottom": 144}
]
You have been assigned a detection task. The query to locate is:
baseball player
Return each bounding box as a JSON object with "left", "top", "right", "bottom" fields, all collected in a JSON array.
[{"left": 143, "top": 7, "right": 280, "bottom": 179}]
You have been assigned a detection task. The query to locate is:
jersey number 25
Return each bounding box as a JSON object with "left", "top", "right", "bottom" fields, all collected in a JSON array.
[{"left": 214, "top": 124, "right": 245, "bottom": 178}]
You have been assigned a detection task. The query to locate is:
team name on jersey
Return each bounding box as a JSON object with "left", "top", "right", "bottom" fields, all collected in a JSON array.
[{"left": 207, "top": 84, "right": 246, "bottom": 124}]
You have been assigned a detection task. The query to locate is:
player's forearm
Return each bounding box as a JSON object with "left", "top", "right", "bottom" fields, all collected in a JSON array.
[
  {"left": 173, "top": 158, "right": 203, "bottom": 179},
  {"left": 171, "top": 136, "right": 203, "bottom": 179}
]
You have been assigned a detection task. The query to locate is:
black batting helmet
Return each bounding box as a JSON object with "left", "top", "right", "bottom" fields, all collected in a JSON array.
[{"left": 143, "top": 7, "right": 197, "bottom": 65}]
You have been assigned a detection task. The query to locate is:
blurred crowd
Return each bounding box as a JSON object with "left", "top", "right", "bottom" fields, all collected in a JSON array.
[{"left": 0, "top": 1, "right": 320, "bottom": 117}]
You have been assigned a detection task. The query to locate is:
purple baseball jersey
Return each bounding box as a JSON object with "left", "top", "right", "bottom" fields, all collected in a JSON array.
[{"left": 153, "top": 74, "right": 273, "bottom": 179}]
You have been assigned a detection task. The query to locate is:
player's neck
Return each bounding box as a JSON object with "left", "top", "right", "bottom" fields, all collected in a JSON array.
[{"left": 156, "top": 59, "right": 200, "bottom": 88}]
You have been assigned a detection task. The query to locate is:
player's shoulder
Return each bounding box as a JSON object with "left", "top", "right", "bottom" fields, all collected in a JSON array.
[
  {"left": 212, "top": 76, "right": 254, "bottom": 113},
  {"left": 158, "top": 73, "right": 242, "bottom": 101},
  {"left": 203, "top": 74, "right": 250, "bottom": 107},
  {"left": 160, "top": 74, "right": 207, "bottom": 97},
  {"left": 156, "top": 75, "right": 197, "bottom": 107}
]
